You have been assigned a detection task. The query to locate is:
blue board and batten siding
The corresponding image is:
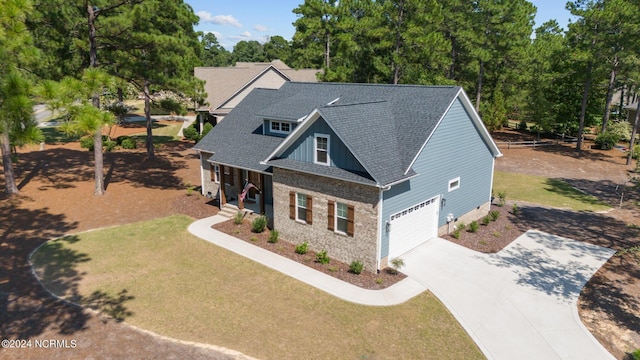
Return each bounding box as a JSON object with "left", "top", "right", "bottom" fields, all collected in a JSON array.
[
  {"left": 280, "top": 117, "right": 368, "bottom": 173},
  {"left": 380, "top": 98, "right": 495, "bottom": 258}
]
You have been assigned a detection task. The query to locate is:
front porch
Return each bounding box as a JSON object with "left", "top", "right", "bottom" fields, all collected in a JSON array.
[{"left": 216, "top": 164, "right": 273, "bottom": 222}]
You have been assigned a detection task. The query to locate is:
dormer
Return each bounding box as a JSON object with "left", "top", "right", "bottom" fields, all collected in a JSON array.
[{"left": 263, "top": 118, "right": 297, "bottom": 137}]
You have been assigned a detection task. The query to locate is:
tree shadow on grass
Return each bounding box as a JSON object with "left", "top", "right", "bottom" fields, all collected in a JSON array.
[
  {"left": 31, "top": 235, "right": 135, "bottom": 323},
  {"left": 544, "top": 178, "right": 612, "bottom": 208},
  {"left": 0, "top": 200, "right": 92, "bottom": 338}
]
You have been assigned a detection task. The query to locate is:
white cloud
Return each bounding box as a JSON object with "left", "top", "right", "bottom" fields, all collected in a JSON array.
[
  {"left": 196, "top": 11, "right": 242, "bottom": 28},
  {"left": 253, "top": 24, "right": 268, "bottom": 32}
]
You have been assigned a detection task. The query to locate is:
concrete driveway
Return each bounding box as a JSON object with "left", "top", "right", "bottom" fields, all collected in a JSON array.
[{"left": 401, "top": 230, "right": 616, "bottom": 360}]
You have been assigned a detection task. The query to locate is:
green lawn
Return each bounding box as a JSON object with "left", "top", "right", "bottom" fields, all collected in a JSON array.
[
  {"left": 493, "top": 171, "right": 611, "bottom": 212},
  {"left": 32, "top": 215, "right": 484, "bottom": 360},
  {"left": 128, "top": 122, "right": 183, "bottom": 143}
]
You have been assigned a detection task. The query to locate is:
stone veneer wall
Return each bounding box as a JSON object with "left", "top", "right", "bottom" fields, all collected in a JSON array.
[
  {"left": 437, "top": 201, "right": 491, "bottom": 236},
  {"left": 273, "top": 168, "right": 381, "bottom": 272},
  {"left": 200, "top": 152, "right": 219, "bottom": 197}
]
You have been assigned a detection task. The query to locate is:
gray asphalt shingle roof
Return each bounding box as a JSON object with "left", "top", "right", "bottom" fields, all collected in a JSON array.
[{"left": 195, "top": 82, "right": 466, "bottom": 186}]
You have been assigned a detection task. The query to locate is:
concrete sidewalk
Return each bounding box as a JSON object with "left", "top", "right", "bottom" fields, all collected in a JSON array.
[
  {"left": 188, "top": 215, "right": 427, "bottom": 306},
  {"left": 188, "top": 216, "right": 616, "bottom": 360}
]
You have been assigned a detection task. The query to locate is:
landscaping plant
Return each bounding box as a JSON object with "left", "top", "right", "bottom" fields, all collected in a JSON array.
[
  {"left": 251, "top": 215, "right": 268, "bottom": 233},
  {"left": 316, "top": 250, "right": 330, "bottom": 264},
  {"left": 295, "top": 241, "right": 308, "bottom": 255},
  {"left": 468, "top": 221, "right": 479, "bottom": 233},
  {"left": 268, "top": 229, "right": 279, "bottom": 243},
  {"left": 233, "top": 211, "right": 244, "bottom": 225},
  {"left": 349, "top": 260, "right": 364, "bottom": 274},
  {"left": 390, "top": 257, "right": 405, "bottom": 275}
]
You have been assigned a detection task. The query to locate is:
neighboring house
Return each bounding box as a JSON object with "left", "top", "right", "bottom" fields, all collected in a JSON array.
[
  {"left": 626, "top": 103, "right": 640, "bottom": 129},
  {"left": 194, "top": 60, "right": 321, "bottom": 124},
  {"left": 194, "top": 82, "right": 502, "bottom": 272}
]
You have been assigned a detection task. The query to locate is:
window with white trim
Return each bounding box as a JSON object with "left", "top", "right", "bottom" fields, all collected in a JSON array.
[
  {"left": 314, "top": 134, "right": 329, "bottom": 165},
  {"left": 212, "top": 165, "right": 220, "bottom": 183},
  {"left": 270, "top": 120, "right": 291, "bottom": 134},
  {"left": 448, "top": 177, "right": 460, "bottom": 192},
  {"left": 335, "top": 202, "right": 348, "bottom": 234},
  {"left": 296, "top": 193, "right": 307, "bottom": 222}
]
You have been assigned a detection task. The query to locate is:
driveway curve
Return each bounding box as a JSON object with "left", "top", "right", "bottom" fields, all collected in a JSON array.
[{"left": 402, "top": 230, "right": 616, "bottom": 360}]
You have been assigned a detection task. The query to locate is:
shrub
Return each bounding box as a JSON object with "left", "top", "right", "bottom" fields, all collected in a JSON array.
[
  {"left": 606, "top": 120, "right": 631, "bottom": 142},
  {"left": 632, "top": 349, "right": 640, "bottom": 360},
  {"left": 250, "top": 236, "right": 258, "bottom": 242},
  {"left": 456, "top": 222, "right": 466, "bottom": 231},
  {"left": 80, "top": 136, "right": 94, "bottom": 151},
  {"left": 295, "top": 241, "right": 308, "bottom": 255},
  {"left": 468, "top": 221, "right": 479, "bottom": 233},
  {"left": 268, "top": 229, "right": 279, "bottom": 243},
  {"left": 632, "top": 144, "right": 640, "bottom": 160},
  {"left": 233, "top": 211, "right": 244, "bottom": 225},
  {"left": 517, "top": 119, "right": 527, "bottom": 130},
  {"left": 121, "top": 138, "right": 136, "bottom": 149},
  {"left": 490, "top": 210, "right": 500, "bottom": 221},
  {"left": 349, "top": 260, "right": 364, "bottom": 274},
  {"left": 183, "top": 125, "right": 199, "bottom": 142},
  {"left": 104, "top": 139, "right": 116, "bottom": 152},
  {"left": 251, "top": 215, "right": 268, "bottom": 233},
  {"left": 482, "top": 215, "right": 491, "bottom": 226},
  {"left": 594, "top": 132, "right": 620, "bottom": 150},
  {"left": 390, "top": 257, "right": 405, "bottom": 274},
  {"left": 452, "top": 229, "right": 461, "bottom": 239},
  {"left": 497, "top": 191, "right": 507, "bottom": 207},
  {"left": 512, "top": 203, "right": 519, "bottom": 215},
  {"left": 201, "top": 122, "right": 214, "bottom": 138},
  {"left": 316, "top": 250, "right": 330, "bottom": 264}
]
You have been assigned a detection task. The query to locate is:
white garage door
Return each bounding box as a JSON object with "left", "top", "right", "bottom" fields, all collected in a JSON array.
[{"left": 388, "top": 196, "right": 439, "bottom": 259}]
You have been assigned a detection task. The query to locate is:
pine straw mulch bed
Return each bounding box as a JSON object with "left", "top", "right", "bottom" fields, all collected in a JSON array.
[{"left": 213, "top": 218, "right": 407, "bottom": 290}]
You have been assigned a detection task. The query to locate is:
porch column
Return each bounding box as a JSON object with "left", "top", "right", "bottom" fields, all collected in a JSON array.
[
  {"left": 260, "top": 173, "right": 265, "bottom": 214},
  {"left": 218, "top": 164, "right": 227, "bottom": 206},
  {"left": 236, "top": 168, "right": 244, "bottom": 210}
]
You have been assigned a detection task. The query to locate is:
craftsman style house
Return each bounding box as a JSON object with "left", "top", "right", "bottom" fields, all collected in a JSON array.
[{"left": 194, "top": 82, "right": 502, "bottom": 271}]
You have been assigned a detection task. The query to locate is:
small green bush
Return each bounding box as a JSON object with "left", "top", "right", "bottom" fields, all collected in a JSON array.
[
  {"left": 104, "top": 139, "right": 116, "bottom": 152},
  {"left": 468, "top": 221, "right": 479, "bottom": 233},
  {"left": 390, "top": 257, "right": 405, "bottom": 274},
  {"left": 233, "top": 211, "right": 244, "bottom": 225},
  {"left": 452, "top": 229, "right": 461, "bottom": 239},
  {"left": 517, "top": 119, "right": 527, "bottom": 130},
  {"left": 497, "top": 191, "right": 507, "bottom": 207},
  {"left": 251, "top": 215, "right": 268, "bottom": 233},
  {"left": 250, "top": 236, "right": 258, "bottom": 242},
  {"left": 121, "top": 138, "right": 136, "bottom": 149},
  {"left": 512, "top": 203, "right": 519, "bottom": 215},
  {"left": 201, "top": 122, "right": 214, "bottom": 138},
  {"left": 594, "top": 132, "right": 620, "bottom": 150},
  {"left": 316, "top": 250, "right": 330, "bottom": 264},
  {"left": 80, "top": 136, "right": 94, "bottom": 151},
  {"left": 490, "top": 210, "right": 500, "bottom": 221},
  {"left": 183, "top": 125, "right": 199, "bottom": 142},
  {"left": 606, "top": 120, "right": 631, "bottom": 142},
  {"left": 295, "top": 241, "right": 308, "bottom": 255},
  {"left": 456, "top": 222, "right": 466, "bottom": 231},
  {"left": 631, "top": 349, "right": 640, "bottom": 360},
  {"left": 349, "top": 260, "right": 364, "bottom": 274},
  {"left": 482, "top": 215, "right": 491, "bottom": 226},
  {"left": 268, "top": 229, "right": 279, "bottom": 243}
]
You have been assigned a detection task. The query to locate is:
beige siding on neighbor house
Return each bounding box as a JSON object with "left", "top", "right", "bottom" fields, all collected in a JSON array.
[
  {"left": 221, "top": 69, "right": 288, "bottom": 109},
  {"left": 273, "top": 168, "right": 380, "bottom": 272}
]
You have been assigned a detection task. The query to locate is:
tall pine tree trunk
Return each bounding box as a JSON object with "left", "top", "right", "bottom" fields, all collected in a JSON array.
[
  {"left": 577, "top": 60, "right": 593, "bottom": 153},
  {"left": 601, "top": 55, "right": 618, "bottom": 133},
  {"left": 1, "top": 130, "right": 18, "bottom": 195},
  {"left": 144, "top": 79, "right": 154, "bottom": 159},
  {"left": 627, "top": 101, "right": 640, "bottom": 166},
  {"left": 88, "top": 3, "right": 106, "bottom": 195},
  {"left": 475, "top": 60, "right": 485, "bottom": 112}
]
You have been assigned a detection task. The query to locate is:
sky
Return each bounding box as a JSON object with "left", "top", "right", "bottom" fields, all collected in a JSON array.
[{"left": 185, "top": 0, "right": 576, "bottom": 50}]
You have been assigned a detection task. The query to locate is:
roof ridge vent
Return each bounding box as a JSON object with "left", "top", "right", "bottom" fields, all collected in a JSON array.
[{"left": 327, "top": 97, "right": 340, "bottom": 105}]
